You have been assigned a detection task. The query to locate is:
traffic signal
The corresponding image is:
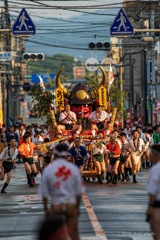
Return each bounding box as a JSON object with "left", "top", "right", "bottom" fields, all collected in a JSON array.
[
  {"left": 22, "top": 53, "right": 45, "bottom": 61},
  {"left": 88, "top": 42, "right": 111, "bottom": 50}
]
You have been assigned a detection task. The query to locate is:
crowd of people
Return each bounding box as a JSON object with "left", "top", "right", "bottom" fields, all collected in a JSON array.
[
  {"left": 0, "top": 104, "right": 159, "bottom": 192},
  {"left": 0, "top": 103, "right": 160, "bottom": 239}
]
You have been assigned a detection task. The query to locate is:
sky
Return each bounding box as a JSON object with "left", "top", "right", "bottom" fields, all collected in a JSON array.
[
  {"left": 7, "top": 1, "right": 123, "bottom": 20},
  {"left": 1, "top": 0, "right": 125, "bottom": 61}
]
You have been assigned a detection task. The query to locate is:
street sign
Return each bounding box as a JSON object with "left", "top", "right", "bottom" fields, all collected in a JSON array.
[
  {"left": 31, "top": 73, "right": 55, "bottom": 84},
  {"left": 85, "top": 57, "right": 99, "bottom": 72},
  {"left": 101, "top": 58, "right": 113, "bottom": 72},
  {"left": 12, "top": 8, "right": 36, "bottom": 35},
  {"left": 31, "top": 73, "right": 56, "bottom": 90},
  {"left": 110, "top": 8, "right": 133, "bottom": 36},
  {"left": 0, "top": 52, "right": 12, "bottom": 61}
]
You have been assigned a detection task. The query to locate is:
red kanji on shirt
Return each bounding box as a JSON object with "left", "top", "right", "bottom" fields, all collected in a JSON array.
[
  {"left": 53, "top": 181, "right": 61, "bottom": 188},
  {"left": 55, "top": 166, "right": 72, "bottom": 181}
]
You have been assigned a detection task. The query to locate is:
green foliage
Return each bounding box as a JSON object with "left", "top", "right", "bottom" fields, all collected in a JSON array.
[
  {"left": 110, "top": 79, "right": 127, "bottom": 113},
  {"left": 85, "top": 73, "right": 127, "bottom": 115},
  {"left": 28, "top": 54, "right": 74, "bottom": 78},
  {"left": 29, "top": 85, "right": 55, "bottom": 121},
  {"left": 86, "top": 75, "right": 99, "bottom": 87},
  {"left": 28, "top": 54, "right": 75, "bottom": 120}
]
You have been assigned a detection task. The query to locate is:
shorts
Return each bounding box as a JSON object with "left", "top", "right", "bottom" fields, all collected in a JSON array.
[
  {"left": 23, "top": 157, "right": 34, "bottom": 165},
  {"left": 2, "top": 161, "right": 14, "bottom": 173},
  {"left": 110, "top": 157, "right": 120, "bottom": 166},
  {"left": 152, "top": 201, "right": 160, "bottom": 208},
  {"left": 93, "top": 154, "right": 103, "bottom": 162},
  {"left": 120, "top": 155, "right": 127, "bottom": 163},
  {"left": 64, "top": 124, "right": 73, "bottom": 130},
  {"left": 97, "top": 122, "right": 104, "bottom": 130},
  {"left": 44, "top": 156, "right": 51, "bottom": 164},
  {"left": 75, "top": 157, "right": 84, "bottom": 168}
]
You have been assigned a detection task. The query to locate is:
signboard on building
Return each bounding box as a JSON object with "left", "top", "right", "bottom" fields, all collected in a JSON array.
[
  {"left": 73, "top": 66, "right": 86, "bottom": 79},
  {"left": 0, "top": 52, "right": 12, "bottom": 61}
]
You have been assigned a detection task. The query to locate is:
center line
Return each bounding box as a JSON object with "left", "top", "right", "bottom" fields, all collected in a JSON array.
[{"left": 82, "top": 192, "right": 108, "bottom": 240}]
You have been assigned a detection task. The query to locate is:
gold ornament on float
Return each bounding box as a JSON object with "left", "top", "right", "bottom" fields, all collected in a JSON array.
[{"left": 76, "top": 90, "right": 87, "bottom": 100}]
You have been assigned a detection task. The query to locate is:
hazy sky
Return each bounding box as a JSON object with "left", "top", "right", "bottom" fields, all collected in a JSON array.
[
  {"left": 1, "top": 1, "right": 124, "bottom": 59},
  {"left": 5, "top": 0, "right": 123, "bottom": 21}
]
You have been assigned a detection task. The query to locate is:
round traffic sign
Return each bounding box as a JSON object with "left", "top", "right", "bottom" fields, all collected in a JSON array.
[
  {"left": 101, "top": 58, "right": 113, "bottom": 71},
  {"left": 23, "top": 82, "right": 31, "bottom": 91},
  {"left": 85, "top": 57, "right": 99, "bottom": 72}
]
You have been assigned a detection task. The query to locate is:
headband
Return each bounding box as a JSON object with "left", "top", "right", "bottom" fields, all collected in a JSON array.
[{"left": 54, "top": 150, "right": 69, "bottom": 157}]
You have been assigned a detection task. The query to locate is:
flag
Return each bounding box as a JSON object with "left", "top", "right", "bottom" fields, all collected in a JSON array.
[
  {"left": 131, "top": 105, "right": 134, "bottom": 127},
  {"left": 39, "top": 75, "right": 46, "bottom": 91},
  {"left": 108, "top": 63, "right": 114, "bottom": 90}
]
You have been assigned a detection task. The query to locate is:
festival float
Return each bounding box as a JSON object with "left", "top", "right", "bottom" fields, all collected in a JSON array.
[
  {"left": 50, "top": 66, "right": 117, "bottom": 137},
  {"left": 36, "top": 66, "right": 117, "bottom": 178}
]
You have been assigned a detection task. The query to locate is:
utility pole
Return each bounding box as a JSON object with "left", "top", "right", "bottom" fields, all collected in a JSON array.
[
  {"left": 4, "top": 0, "right": 12, "bottom": 128},
  {"left": 150, "top": 9, "right": 157, "bottom": 125},
  {"left": 129, "top": 54, "right": 134, "bottom": 113}
]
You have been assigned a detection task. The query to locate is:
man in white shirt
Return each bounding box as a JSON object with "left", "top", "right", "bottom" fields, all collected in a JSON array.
[
  {"left": 88, "top": 105, "right": 110, "bottom": 136},
  {"left": 39, "top": 143, "right": 84, "bottom": 240},
  {"left": 146, "top": 145, "right": 160, "bottom": 240},
  {"left": 57, "top": 104, "right": 82, "bottom": 135},
  {"left": 136, "top": 126, "right": 147, "bottom": 142},
  {"left": 127, "top": 130, "right": 145, "bottom": 183}
]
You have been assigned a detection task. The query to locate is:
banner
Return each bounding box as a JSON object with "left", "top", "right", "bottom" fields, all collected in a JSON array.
[
  {"left": 131, "top": 105, "right": 134, "bottom": 127},
  {"left": 56, "top": 87, "right": 64, "bottom": 111},
  {"left": 126, "top": 109, "right": 131, "bottom": 125},
  {"left": 39, "top": 75, "right": 46, "bottom": 91},
  {"left": 157, "top": 100, "right": 160, "bottom": 124},
  {"left": 153, "top": 100, "right": 158, "bottom": 125},
  {"left": 98, "top": 85, "right": 107, "bottom": 109},
  {"left": 108, "top": 63, "right": 114, "bottom": 90}
]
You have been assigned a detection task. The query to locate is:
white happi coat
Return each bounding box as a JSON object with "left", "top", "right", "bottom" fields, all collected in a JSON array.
[
  {"left": 127, "top": 138, "right": 145, "bottom": 165},
  {"left": 39, "top": 158, "right": 84, "bottom": 205},
  {"left": 147, "top": 161, "right": 160, "bottom": 201}
]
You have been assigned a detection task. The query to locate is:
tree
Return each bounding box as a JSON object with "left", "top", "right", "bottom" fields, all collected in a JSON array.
[{"left": 85, "top": 72, "right": 127, "bottom": 115}]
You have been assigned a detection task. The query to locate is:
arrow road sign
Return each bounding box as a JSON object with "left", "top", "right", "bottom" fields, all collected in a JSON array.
[
  {"left": 12, "top": 8, "right": 36, "bottom": 35},
  {"left": 110, "top": 8, "right": 133, "bottom": 36}
]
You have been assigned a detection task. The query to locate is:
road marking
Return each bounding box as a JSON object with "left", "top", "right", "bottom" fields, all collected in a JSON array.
[{"left": 82, "top": 192, "right": 108, "bottom": 240}]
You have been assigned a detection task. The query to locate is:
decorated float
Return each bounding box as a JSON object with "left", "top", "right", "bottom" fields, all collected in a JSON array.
[
  {"left": 49, "top": 66, "right": 117, "bottom": 137},
  {"left": 45, "top": 66, "right": 117, "bottom": 177},
  {"left": 33, "top": 66, "right": 118, "bottom": 178}
]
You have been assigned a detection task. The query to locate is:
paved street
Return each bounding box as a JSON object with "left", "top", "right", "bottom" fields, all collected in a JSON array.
[{"left": 0, "top": 163, "right": 153, "bottom": 240}]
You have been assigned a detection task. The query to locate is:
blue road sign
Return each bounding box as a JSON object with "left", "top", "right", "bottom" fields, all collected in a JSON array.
[
  {"left": 110, "top": 8, "right": 133, "bottom": 36},
  {"left": 31, "top": 73, "right": 56, "bottom": 90},
  {"left": 12, "top": 8, "right": 36, "bottom": 35}
]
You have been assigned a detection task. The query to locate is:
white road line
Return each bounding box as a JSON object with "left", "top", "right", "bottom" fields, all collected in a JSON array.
[{"left": 82, "top": 192, "right": 108, "bottom": 240}]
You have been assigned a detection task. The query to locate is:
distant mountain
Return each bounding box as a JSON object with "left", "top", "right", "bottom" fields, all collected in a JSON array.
[{"left": 26, "top": 9, "right": 117, "bottom": 60}]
